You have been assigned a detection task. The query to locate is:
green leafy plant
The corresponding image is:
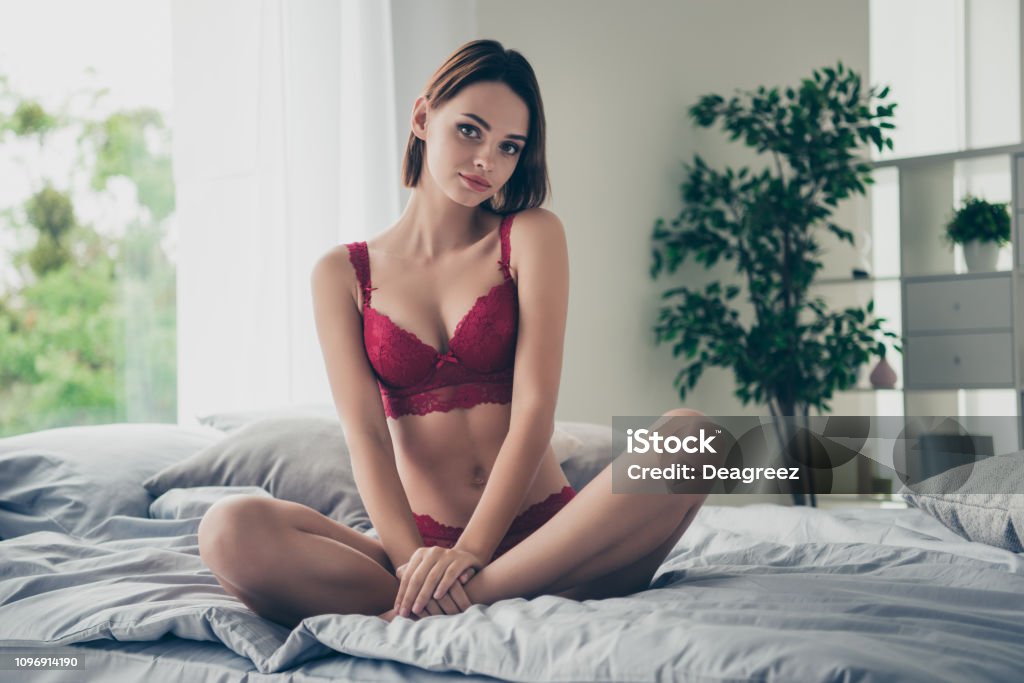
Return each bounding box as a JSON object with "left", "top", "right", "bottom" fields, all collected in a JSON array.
[
  {"left": 943, "top": 195, "right": 1011, "bottom": 246},
  {"left": 649, "top": 62, "right": 901, "bottom": 504}
]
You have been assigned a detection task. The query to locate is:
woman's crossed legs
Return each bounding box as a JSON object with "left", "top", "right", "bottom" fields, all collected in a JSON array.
[{"left": 198, "top": 407, "right": 714, "bottom": 626}]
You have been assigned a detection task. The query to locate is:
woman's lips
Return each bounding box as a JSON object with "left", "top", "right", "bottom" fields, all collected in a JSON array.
[{"left": 460, "top": 174, "right": 490, "bottom": 192}]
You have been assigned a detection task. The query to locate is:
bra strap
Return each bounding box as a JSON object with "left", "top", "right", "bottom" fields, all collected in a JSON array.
[
  {"left": 345, "top": 242, "right": 376, "bottom": 307},
  {"left": 497, "top": 213, "right": 514, "bottom": 281}
]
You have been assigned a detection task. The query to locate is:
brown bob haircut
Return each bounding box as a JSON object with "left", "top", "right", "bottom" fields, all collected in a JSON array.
[{"left": 402, "top": 39, "right": 549, "bottom": 214}]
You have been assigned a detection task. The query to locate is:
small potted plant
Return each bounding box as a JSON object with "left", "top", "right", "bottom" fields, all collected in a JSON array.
[{"left": 943, "top": 195, "right": 1011, "bottom": 273}]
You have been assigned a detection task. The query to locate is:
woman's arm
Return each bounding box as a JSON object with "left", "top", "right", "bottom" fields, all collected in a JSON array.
[
  {"left": 454, "top": 208, "right": 570, "bottom": 564},
  {"left": 311, "top": 249, "right": 423, "bottom": 571}
]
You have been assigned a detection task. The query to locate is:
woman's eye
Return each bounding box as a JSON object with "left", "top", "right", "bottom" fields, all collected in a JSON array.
[{"left": 458, "top": 124, "right": 520, "bottom": 155}]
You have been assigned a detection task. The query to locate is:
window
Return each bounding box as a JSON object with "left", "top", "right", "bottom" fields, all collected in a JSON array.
[
  {"left": 0, "top": 0, "right": 175, "bottom": 436},
  {"left": 870, "top": 0, "right": 1021, "bottom": 159}
]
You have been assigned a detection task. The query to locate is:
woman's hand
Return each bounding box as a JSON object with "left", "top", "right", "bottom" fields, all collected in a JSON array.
[
  {"left": 394, "top": 547, "right": 481, "bottom": 618},
  {"left": 393, "top": 561, "right": 471, "bottom": 618}
]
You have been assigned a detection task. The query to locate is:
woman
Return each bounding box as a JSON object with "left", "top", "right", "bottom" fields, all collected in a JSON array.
[{"left": 197, "top": 39, "right": 711, "bottom": 628}]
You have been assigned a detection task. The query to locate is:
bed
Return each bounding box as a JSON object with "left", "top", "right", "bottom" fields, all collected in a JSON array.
[{"left": 1, "top": 412, "right": 1022, "bottom": 682}]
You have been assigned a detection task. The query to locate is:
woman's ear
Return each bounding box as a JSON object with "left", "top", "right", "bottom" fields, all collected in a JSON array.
[{"left": 411, "top": 96, "right": 429, "bottom": 141}]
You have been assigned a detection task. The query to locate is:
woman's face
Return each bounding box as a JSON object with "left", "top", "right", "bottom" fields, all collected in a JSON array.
[{"left": 413, "top": 81, "right": 530, "bottom": 207}]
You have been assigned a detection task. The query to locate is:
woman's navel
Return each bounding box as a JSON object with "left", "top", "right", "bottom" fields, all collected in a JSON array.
[{"left": 471, "top": 465, "right": 488, "bottom": 487}]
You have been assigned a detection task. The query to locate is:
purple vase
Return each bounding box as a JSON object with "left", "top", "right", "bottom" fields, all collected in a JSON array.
[{"left": 869, "top": 357, "right": 897, "bottom": 389}]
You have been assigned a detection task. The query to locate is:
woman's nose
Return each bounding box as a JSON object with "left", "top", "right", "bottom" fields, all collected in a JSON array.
[{"left": 474, "top": 149, "right": 496, "bottom": 172}]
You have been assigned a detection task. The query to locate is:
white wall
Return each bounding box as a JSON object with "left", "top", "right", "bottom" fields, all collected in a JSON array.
[
  {"left": 390, "top": 0, "right": 477, "bottom": 210},
  {"left": 475, "top": 1, "right": 871, "bottom": 505},
  {"left": 475, "top": 0, "right": 872, "bottom": 423}
]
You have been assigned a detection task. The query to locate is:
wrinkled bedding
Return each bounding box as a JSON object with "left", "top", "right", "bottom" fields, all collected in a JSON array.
[{"left": 2, "top": 487, "right": 1022, "bottom": 682}]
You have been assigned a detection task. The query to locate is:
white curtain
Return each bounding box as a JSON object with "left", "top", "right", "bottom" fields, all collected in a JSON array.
[{"left": 171, "top": 0, "right": 475, "bottom": 425}]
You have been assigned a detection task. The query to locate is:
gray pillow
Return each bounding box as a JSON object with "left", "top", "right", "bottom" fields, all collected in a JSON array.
[
  {"left": 196, "top": 404, "right": 337, "bottom": 432},
  {"left": 899, "top": 450, "right": 1024, "bottom": 552},
  {"left": 554, "top": 421, "right": 616, "bottom": 491},
  {"left": 143, "top": 415, "right": 617, "bottom": 532},
  {"left": 143, "top": 416, "right": 372, "bottom": 531},
  {"left": 0, "top": 423, "right": 224, "bottom": 539},
  {"left": 149, "top": 485, "right": 272, "bottom": 520},
  {"left": 196, "top": 409, "right": 619, "bottom": 489}
]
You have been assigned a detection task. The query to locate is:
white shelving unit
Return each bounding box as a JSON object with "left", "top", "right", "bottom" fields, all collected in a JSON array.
[
  {"left": 888, "top": 147, "right": 1023, "bottom": 437},
  {"left": 822, "top": 145, "right": 1024, "bottom": 500}
]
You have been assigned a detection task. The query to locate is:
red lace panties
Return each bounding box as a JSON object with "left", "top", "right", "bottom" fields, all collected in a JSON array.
[{"left": 413, "top": 486, "right": 577, "bottom": 560}]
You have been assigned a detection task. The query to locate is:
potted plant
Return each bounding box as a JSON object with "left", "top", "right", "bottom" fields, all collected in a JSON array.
[
  {"left": 943, "top": 195, "right": 1010, "bottom": 273},
  {"left": 649, "top": 62, "right": 901, "bottom": 506}
]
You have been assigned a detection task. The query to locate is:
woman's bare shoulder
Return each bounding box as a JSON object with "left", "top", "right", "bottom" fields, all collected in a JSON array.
[
  {"left": 509, "top": 208, "right": 567, "bottom": 272},
  {"left": 311, "top": 245, "right": 360, "bottom": 309},
  {"left": 513, "top": 206, "right": 563, "bottom": 229},
  {"left": 313, "top": 244, "right": 356, "bottom": 279}
]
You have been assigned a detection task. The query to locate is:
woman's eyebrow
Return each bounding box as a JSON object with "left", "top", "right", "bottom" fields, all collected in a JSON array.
[{"left": 461, "top": 113, "right": 527, "bottom": 141}]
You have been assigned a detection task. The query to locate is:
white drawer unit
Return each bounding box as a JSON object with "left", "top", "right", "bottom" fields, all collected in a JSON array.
[
  {"left": 904, "top": 275, "right": 1013, "bottom": 333},
  {"left": 904, "top": 332, "right": 1015, "bottom": 389}
]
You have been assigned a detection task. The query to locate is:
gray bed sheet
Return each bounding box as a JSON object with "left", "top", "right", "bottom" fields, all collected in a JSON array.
[
  {"left": 0, "top": 637, "right": 502, "bottom": 682},
  {"left": 2, "top": 495, "right": 1023, "bottom": 682}
]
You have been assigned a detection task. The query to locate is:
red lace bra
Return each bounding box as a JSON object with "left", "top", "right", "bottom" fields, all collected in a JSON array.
[{"left": 345, "top": 213, "right": 519, "bottom": 418}]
